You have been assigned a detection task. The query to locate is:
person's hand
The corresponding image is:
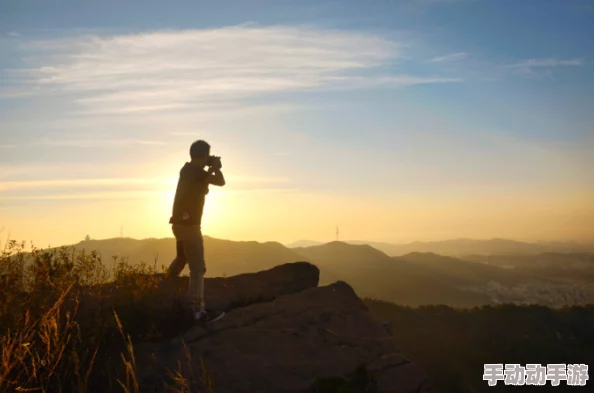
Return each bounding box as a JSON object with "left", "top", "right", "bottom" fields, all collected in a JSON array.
[{"left": 210, "top": 156, "right": 222, "bottom": 170}]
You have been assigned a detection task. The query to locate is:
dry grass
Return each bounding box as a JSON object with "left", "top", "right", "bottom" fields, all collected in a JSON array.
[
  {"left": 0, "top": 239, "right": 214, "bottom": 393},
  {"left": 165, "top": 341, "right": 215, "bottom": 393}
]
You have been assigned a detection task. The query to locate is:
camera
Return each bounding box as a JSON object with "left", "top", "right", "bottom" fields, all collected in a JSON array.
[{"left": 206, "top": 155, "right": 221, "bottom": 167}]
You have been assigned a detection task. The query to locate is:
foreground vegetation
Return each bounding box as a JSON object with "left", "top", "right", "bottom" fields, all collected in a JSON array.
[
  {"left": 0, "top": 240, "right": 212, "bottom": 393},
  {"left": 365, "top": 299, "right": 594, "bottom": 392}
]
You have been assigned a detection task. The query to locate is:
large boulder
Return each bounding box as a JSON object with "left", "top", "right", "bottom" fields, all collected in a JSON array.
[
  {"left": 189, "top": 260, "right": 320, "bottom": 311},
  {"left": 135, "top": 281, "right": 434, "bottom": 393}
]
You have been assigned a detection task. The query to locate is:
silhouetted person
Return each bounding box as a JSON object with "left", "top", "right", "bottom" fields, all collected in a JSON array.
[{"left": 167, "top": 140, "right": 226, "bottom": 323}]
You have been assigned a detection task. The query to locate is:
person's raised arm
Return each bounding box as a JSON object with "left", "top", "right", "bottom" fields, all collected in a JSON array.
[
  {"left": 206, "top": 156, "right": 225, "bottom": 186},
  {"left": 207, "top": 167, "right": 225, "bottom": 186}
]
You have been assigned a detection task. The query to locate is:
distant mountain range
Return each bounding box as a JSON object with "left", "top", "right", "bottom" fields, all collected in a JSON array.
[
  {"left": 51, "top": 236, "right": 594, "bottom": 308},
  {"left": 286, "top": 238, "right": 594, "bottom": 256}
]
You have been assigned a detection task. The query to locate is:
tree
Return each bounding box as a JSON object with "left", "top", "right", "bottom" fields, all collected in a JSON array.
[{"left": 85, "top": 234, "right": 91, "bottom": 242}]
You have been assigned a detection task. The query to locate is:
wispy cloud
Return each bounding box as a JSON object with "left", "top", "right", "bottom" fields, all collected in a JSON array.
[
  {"left": 35, "top": 137, "right": 168, "bottom": 147},
  {"left": 425, "top": 52, "right": 468, "bottom": 63},
  {"left": 507, "top": 58, "right": 584, "bottom": 69},
  {"left": 1, "top": 191, "right": 166, "bottom": 201},
  {"left": 0, "top": 86, "right": 42, "bottom": 99},
  {"left": 0, "top": 178, "right": 170, "bottom": 192},
  {"left": 506, "top": 58, "right": 584, "bottom": 77},
  {"left": 8, "top": 26, "right": 461, "bottom": 113}
]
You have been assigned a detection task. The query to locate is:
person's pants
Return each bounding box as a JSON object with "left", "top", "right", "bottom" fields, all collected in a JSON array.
[{"left": 168, "top": 224, "right": 206, "bottom": 311}]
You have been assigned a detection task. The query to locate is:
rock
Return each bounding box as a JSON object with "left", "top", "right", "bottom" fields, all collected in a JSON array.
[
  {"left": 208, "top": 260, "right": 319, "bottom": 310},
  {"left": 135, "top": 281, "right": 434, "bottom": 393},
  {"left": 76, "top": 262, "right": 319, "bottom": 341},
  {"left": 162, "top": 261, "right": 320, "bottom": 311}
]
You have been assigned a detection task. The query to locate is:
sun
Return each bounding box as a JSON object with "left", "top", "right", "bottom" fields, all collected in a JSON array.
[{"left": 155, "top": 180, "right": 228, "bottom": 236}]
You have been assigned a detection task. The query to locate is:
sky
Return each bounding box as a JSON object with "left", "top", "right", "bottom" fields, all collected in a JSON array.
[{"left": 1, "top": 0, "right": 593, "bottom": 248}]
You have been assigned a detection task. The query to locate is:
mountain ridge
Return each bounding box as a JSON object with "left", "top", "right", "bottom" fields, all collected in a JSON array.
[{"left": 288, "top": 238, "right": 594, "bottom": 256}]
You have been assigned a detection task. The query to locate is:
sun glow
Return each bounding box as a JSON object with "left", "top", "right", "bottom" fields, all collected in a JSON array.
[
  {"left": 153, "top": 179, "right": 231, "bottom": 239},
  {"left": 201, "top": 188, "right": 233, "bottom": 236}
]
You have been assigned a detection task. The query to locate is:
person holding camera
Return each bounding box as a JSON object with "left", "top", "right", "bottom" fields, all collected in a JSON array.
[{"left": 167, "top": 139, "right": 226, "bottom": 324}]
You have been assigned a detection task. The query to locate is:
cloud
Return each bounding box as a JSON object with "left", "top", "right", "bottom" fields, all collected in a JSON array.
[
  {"left": 309, "top": 75, "right": 462, "bottom": 90},
  {"left": 9, "top": 26, "right": 461, "bottom": 113},
  {"left": 506, "top": 58, "right": 584, "bottom": 77},
  {"left": 507, "top": 58, "right": 584, "bottom": 69},
  {"left": 425, "top": 52, "right": 468, "bottom": 63},
  {"left": 35, "top": 137, "right": 168, "bottom": 147},
  {"left": 1, "top": 191, "right": 165, "bottom": 201},
  {"left": 0, "top": 86, "right": 42, "bottom": 99},
  {"left": 0, "top": 178, "right": 170, "bottom": 192}
]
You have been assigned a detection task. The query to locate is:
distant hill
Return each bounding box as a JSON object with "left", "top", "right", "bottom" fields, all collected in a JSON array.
[
  {"left": 395, "top": 252, "right": 532, "bottom": 287},
  {"left": 293, "top": 241, "right": 393, "bottom": 273},
  {"left": 295, "top": 242, "right": 494, "bottom": 307},
  {"left": 70, "top": 236, "right": 305, "bottom": 278},
  {"left": 346, "top": 238, "right": 594, "bottom": 257}
]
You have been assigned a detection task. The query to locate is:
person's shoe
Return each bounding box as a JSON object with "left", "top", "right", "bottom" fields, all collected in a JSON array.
[{"left": 192, "top": 308, "right": 225, "bottom": 325}]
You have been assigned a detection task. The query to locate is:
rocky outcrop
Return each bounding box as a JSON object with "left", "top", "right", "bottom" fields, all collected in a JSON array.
[
  {"left": 76, "top": 262, "right": 320, "bottom": 341},
  {"left": 187, "top": 261, "right": 320, "bottom": 311},
  {"left": 135, "top": 280, "right": 434, "bottom": 393}
]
